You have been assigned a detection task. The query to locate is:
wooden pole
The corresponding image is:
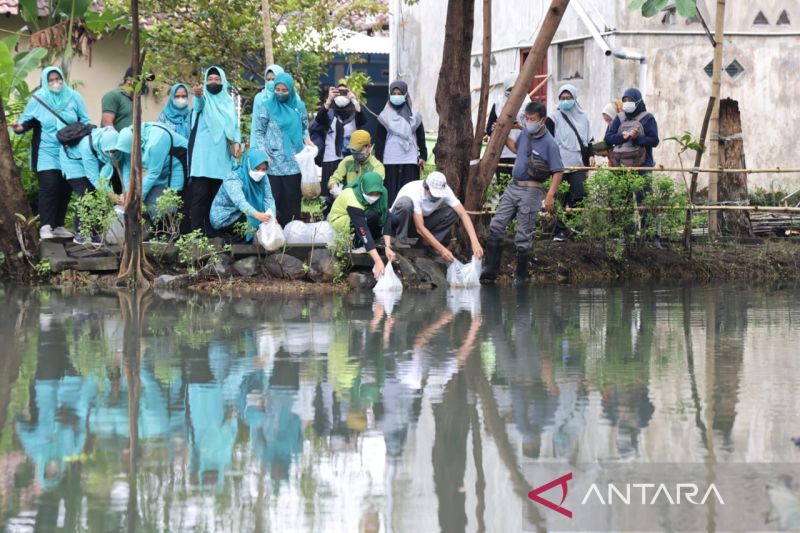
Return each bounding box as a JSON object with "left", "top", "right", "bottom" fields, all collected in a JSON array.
[
  {"left": 497, "top": 165, "right": 800, "bottom": 174},
  {"left": 707, "top": 0, "right": 726, "bottom": 234},
  {"left": 464, "top": 0, "right": 570, "bottom": 213},
  {"left": 469, "top": 0, "right": 491, "bottom": 163},
  {"left": 262, "top": 0, "right": 274, "bottom": 66},
  {"left": 683, "top": 96, "right": 716, "bottom": 251}
]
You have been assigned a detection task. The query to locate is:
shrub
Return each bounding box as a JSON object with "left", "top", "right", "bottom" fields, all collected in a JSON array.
[
  {"left": 75, "top": 189, "right": 117, "bottom": 243},
  {"left": 176, "top": 229, "right": 220, "bottom": 276},
  {"left": 640, "top": 175, "right": 688, "bottom": 242},
  {"left": 327, "top": 230, "right": 351, "bottom": 284},
  {"left": 148, "top": 187, "right": 184, "bottom": 244}
]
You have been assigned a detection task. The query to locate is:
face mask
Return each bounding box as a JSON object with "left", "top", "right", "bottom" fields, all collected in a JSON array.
[
  {"left": 173, "top": 97, "right": 188, "bottom": 109},
  {"left": 365, "top": 194, "right": 380, "bottom": 205},
  {"left": 275, "top": 93, "right": 290, "bottom": 103},
  {"left": 526, "top": 121, "right": 544, "bottom": 135},
  {"left": 206, "top": 83, "right": 223, "bottom": 95},
  {"left": 353, "top": 150, "right": 368, "bottom": 162},
  {"left": 334, "top": 96, "right": 350, "bottom": 108},
  {"left": 49, "top": 81, "right": 63, "bottom": 93},
  {"left": 559, "top": 99, "right": 575, "bottom": 111},
  {"left": 389, "top": 94, "right": 406, "bottom": 106},
  {"left": 622, "top": 101, "right": 637, "bottom": 114},
  {"left": 249, "top": 169, "right": 266, "bottom": 182},
  {"left": 266, "top": 81, "right": 275, "bottom": 91}
]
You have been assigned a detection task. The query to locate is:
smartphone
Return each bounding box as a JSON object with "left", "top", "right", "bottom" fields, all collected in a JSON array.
[{"left": 338, "top": 89, "right": 348, "bottom": 96}]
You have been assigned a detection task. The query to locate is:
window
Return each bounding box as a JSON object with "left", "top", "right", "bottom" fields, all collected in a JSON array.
[
  {"left": 559, "top": 44, "right": 584, "bottom": 80},
  {"left": 753, "top": 11, "right": 770, "bottom": 25},
  {"left": 725, "top": 59, "right": 745, "bottom": 79},
  {"left": 777, "top": 10, "right": 791, "bottom": 25}
]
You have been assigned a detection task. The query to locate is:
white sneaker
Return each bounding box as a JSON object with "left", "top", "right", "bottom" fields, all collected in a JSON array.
[
  {"left": 52, "top": 226, "right": 74, "bottom": 238},
  {"left": 39, "top": 225, "right": 55, "bottom": 240}
]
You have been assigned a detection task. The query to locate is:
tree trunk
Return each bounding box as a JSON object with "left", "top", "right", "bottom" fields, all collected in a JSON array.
[
  {"left": 0, "top": 92, "right": 37, "bottom": 272},
  {"left": 717, "top": 99, "right": 752, "bottom": 236},
  {"left": 707, "top": 0, "right": 726, "bottom": 234},
  {"left": 465, "top": 0, "right": 570, "bottom": 213},
  {"left": 262, "top": 0, "right": 274, "bottom": 67},
  {"left": 432, "top": 0, "right": 475, "bottom": 198},
  {"left": 117, "top": 0, "right": 153, "bottom": 287}
]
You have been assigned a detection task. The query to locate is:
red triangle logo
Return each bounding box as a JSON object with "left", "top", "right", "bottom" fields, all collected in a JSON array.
[{"left": 528, "top": 472, "right": 573, "bottom": 518}]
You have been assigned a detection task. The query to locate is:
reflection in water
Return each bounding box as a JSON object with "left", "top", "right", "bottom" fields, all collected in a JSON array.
[{"left": 0, "top": 283, "right": 799, "bottom": 531}]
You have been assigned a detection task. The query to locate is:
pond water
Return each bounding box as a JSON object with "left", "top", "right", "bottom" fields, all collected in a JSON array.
[{"left": 0, "top": 283, "right": 799, "bottom": 532}]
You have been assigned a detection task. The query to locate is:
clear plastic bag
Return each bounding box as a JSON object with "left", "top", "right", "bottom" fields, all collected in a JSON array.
[
  {"left": 447, "top": 287, "right": 482, "bottom": 316},
  {"left": 283, "top": 221, "right": 335, "bottom": 245},
  {"left": 104, "top": 205, "right": 125, "bottom": 245},
  {"left": 446, "top": 256, "right": 482, "bottom": 288},
  {"left": 256, "top": 210, "right": 285, "bottom": 251},
  {"left": 296, "top": 145, "right": 321, "bottom": 199},
  {"left": 373, "top": 262, "right": 403, "bottom": 293}
]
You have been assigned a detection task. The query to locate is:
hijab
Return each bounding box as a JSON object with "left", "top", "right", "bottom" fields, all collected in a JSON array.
[
  {"left": 202, "top": 66, "right": 238, "bottom": 144},
  {"left": 262, "top": 64, "right": 285, "bottom": 100},
  {"left": 602, "top": 102, "right": 619, "bottom": 121},
  {"left": 158, "top": 83, "right": 192, "bottom": 138},
  {"left": 35, "top": 66, "right": 76, "bottom": 112},
  {"left": 346, "top": 171, "right": 388, "bottom": 226},
  {"left": 378, "top": 80, "right": 422, "bottom": 152},
  {"left": 236, "top": 148, "right": 270, "bottom": 238},
  {"left": 329, "top": 88, "right": 356, "bottom": 158},
  {"left": 265, "top": 72, "right": 307, "bottom": 155},
  {"left": 623, "top": 87, "right": 647, "bottom": 118},
  {"left": 552, "top": 84, "right": 592, "bottom": 152}
]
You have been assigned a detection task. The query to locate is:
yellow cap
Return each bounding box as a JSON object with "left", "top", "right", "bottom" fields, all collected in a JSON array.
[{"left": 348, "top": 130, "right": 371, "bottom": 150}]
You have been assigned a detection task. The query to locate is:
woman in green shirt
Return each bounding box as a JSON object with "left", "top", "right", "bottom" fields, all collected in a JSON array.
[{"left": 328, "top": 172, "right": 396, "bottom": 279}]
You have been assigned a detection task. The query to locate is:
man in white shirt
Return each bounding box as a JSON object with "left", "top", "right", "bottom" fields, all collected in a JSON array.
[{"left": 385, "top": 172, "right": 483, "bottom": 263}]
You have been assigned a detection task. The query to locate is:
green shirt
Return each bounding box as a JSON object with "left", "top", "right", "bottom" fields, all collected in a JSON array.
[
  {"left": 101, "top": 87, "right": 133, "bottom": 131},
  {"left": 329, "top": 154, "right": 385, "bottom": 187},
  {"left": 328, "top": 188, "right": 365, "bottom": 233}
]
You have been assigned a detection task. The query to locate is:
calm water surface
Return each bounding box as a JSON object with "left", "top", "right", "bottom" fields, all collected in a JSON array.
[{"left": 0, "top": 283, "right": 799, "bottom": 532}]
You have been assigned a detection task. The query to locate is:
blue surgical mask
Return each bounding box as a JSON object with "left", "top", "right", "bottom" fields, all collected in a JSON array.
[
  {"left": 559, "top": 99, "right": 575, "bottom": 111},
  {"left": 526, "top": 122, "right": 544, "bottom": 135},
  {"left": 389, "top": 94, "right": 406, "bottom": 106},
  {"left": 266, "top": 81, "right": 275, "bottom": 92},
  {"left": 275, "top": 93, "right": 290, "bottom": 103}
]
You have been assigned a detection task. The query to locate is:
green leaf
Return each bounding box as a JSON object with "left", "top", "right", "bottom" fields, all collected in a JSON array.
[
  {"left": 1, "top": 35, "right": 19, "bottom": 53},
  {"left": 10, "top": 48, "right": 47, "bottom": 99},
  {"left": 19, "top": 0, "right": 40, "bottom": 30},
  {"left": 0, "top": 42, "right": 15, "bottom": 101},
  {"left": 675, "top": 0, "right": 697, "bottom": 18},
  {"left": 627, "top": 0, "right": 648, "bottom": 11},
  {"left": 641, "top": 0, "right": 670, "bottom": 17},
  {"left": 53, "top": 0, "right": 93, "bottom": 20}
]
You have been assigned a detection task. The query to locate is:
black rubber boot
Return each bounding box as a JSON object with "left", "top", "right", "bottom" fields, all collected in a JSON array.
[
  {"left": 513, "top": 248, "right": 530, "bottom": 284},
  {"left": 480, "top": 238, "right": 503, "bottom": 281}
]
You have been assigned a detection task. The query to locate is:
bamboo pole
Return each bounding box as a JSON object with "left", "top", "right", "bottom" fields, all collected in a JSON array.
[
  {"left": 494, "top": 164, "right": 800, "bottom": 174},
  {"left": 707, "top": 0, "right": 727, "bottom": 234},
  {"left": 466, "top": 205, "right": 800, "bottom": 216},
  {"left": 685, "top": 96, "right": 716, "bottom": 252}
]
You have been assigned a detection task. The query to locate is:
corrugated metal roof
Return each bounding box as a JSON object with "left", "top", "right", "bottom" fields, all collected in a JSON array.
[{"left": 332, "top": 29, "right": 390, "bottom": 55}]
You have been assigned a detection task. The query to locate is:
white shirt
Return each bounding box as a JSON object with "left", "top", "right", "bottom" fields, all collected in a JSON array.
[
  {"left": 392, "top": 180, "right": 461, "bottom": 216},
  {"left": 323, "top": 116, "right": 357, "bottom": 163}
]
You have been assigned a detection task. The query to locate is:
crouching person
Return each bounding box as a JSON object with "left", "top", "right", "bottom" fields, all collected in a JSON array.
[
  {"left": 60, "top": 126, "right": 121, "bottom": 244},
  {"left": 114, "top": 122, "right": 188, "bottom": 218},
  {"left": 482, "top": 102, "right": 564, "bottom": 282},
  {"left": 328, "top": 172, "right": 391, "bottom": 280},
  {"left": 209, "top": 148, "right": 275, "bottom": 241},
  {"left": 384, "top": 171, "right": 483, "bottom": 263}
]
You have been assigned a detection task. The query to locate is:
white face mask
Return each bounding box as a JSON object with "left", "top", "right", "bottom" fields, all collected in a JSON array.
[
  {"left": 622, "top": 101, "right": 637, "bottom": 114},
  {"left": 173, "top": 97, "right": 189, "bottom": 109},
  {"left": 334, "top": 95, "right": 350, "bottom": 108},
  {"left": 49, "top": 81, "right": 63, "bottom": 93},
  {"left": 249, "top": 170, "right": 266, "bottom": 182},
  {"left": 365, "top": 194, "right": 380, "bottom": 205}
]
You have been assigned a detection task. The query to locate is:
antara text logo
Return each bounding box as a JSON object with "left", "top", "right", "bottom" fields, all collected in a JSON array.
[{"left": 528, "top": 472, "right": 725, "bottom": 518}]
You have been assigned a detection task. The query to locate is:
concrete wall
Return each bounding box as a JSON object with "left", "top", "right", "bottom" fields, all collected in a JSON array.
[{"left": 391, "top": 0, "right": 800, "bottom": 189}]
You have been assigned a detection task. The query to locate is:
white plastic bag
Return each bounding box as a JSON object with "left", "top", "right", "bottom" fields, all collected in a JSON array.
[
  {"left": 447, "top": 288, "right": 482, "bottom": 316},
  {"left": 330, "top": 183, "right": 343, "bottom": 197},
  {"left": 284, "top": 220, "right": 335, "bottom": 245},
  {"left": 104, "top": 205, "right": 125, "bottom": 245},
  {"left": 373, "top": 262, "right": 403, "bottom": 293},
  {"left": 446, "top": 256, "right": 482, "bottom": 288},
  {"left": 256, "top": 210, "right": 285, "bottom": 251},
  {"left": 296, "top": 145, "right": 321, "bottom": 199}
]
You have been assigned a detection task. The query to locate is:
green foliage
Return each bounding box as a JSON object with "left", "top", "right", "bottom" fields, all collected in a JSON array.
[
  {"left": 338, "top": 70, "right": 372, "bottom": 101},
  {"left": 148, "top": 187, "right": 184, "bottom": 243},
  {"left": 0, "top": 251, "right": 5, "bottom": 267},
  {"left": 0, "top": 36, "right": 48, "bottom": 102},
  {"left": 34, "top": 258, "right": 52, "bottom": 276},
  {"left": 83, "top": 4, "right": 130, "bottom": 34},
  {"left": 572, "top": 167, "right": 646, "bottom": 260},
  {"left": 327, "top": 229, "right": 352, "bottom": 283},
  {"left": 19, "top": 0, "right": 94, "bottom": 31},
  {"left": 301, "top": 196, "right": 327, "bottom": 222},
  {"left": 75, "top": 188, "right": 116, "bottom": 242},
  {"left": 666, "top": 131, "right": 705, "bottom": 156},
  {"left": 750, "top": 186, "right": 788, "bottom": 207},
  {"left": 233, "top": 219, "right": 256, "bottom": 240},
  {"left": 629, "top": 0, "right": 696, "bottom": 18},
  {"left": 640, "top": 175, "right": 688, "bottom": 241},
  {"left": 176, "top": 229, "right": 220, "bottom": 276}
]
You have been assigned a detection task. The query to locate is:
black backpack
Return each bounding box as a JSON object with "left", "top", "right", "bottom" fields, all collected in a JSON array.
[{"left": 32, "top": 94, "right": 96, "bottom": 147}]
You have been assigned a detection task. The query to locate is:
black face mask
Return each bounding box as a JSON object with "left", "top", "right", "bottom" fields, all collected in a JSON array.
[{"left": 206, "top": 83, "right": 223, "bottom": 95}]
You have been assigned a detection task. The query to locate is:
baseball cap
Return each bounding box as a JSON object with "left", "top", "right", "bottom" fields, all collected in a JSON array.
[
  {"left": 348, "top": 130, "right": 371, "bottom": 150},
  {"left": 424, "top": 171, "right": 448, "bottom": 198}
]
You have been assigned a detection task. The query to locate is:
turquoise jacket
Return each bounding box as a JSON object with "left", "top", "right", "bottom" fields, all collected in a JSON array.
[
  {"left": 210, "top": 169, "right": 276, "bottom": 236},
  {"left": 60, "top": 127, "right": 118, "bottom": 187},
  {"left": 116, "top": 123, "right": 189, "bottom": 197},
  {"left": 18, "top": 91, "right": 91, "bottom": 172}
]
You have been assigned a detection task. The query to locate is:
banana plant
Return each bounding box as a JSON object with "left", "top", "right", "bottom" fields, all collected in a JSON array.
[
  {"left": 628, "top": 0, "right": 697, "bottom": 18},
  {"left": 0, "top": 36, "right": 48, "bottom": 102}
]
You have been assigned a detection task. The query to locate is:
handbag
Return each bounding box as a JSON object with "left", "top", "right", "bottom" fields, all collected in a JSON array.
[{"left": 559, "top": 110, "right": 591, "bottom": 166}]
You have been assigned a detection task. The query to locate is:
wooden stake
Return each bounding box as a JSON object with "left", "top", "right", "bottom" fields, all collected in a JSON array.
[{"left": 707, "top": 0, "right": 726, "bottom": 234}]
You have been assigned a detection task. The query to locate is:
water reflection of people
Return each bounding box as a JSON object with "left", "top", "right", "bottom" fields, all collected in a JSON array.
[{"left": 16, "top": 317, "right": 96, "bottom": 491}]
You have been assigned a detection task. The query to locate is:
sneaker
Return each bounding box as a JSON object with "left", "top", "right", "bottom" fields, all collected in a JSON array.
[
  {"left": 52, "top": 226, "right": 74, "bottom": 238},
  {"left": 351, "top": 246, "right": 367, "bottom": 254},
  {"left": 39, "top": 225, "right": 55, "bottom": 240},
  {"left": 552, "top": 230, "right": 568, "bottom": 242},
  {"left": 72, "top": 235, "right": 87, "bottom": 245}
]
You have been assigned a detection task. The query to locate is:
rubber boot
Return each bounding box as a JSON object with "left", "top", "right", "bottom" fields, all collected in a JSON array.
[
  {"left": 480, "top": 238, "right": 503, "bottom": 281},
  {"left": 513, "top": 248, "right": 530, "bottom": 284}
]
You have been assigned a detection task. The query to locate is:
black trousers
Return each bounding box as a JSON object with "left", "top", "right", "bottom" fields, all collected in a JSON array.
[
  {"left": 67, "top": 177, "right": 95, "bottom": 234},
  {"left": 189, "top": 177, "right": 222, "bottom": 236},
  {"left": 320, "top": 160, "right": 340, "bottom": 199},
  {"left": 384, "top": 164, "right": 420, "bottom": 208},
  {"left": 554, "top": 170, "right": 587, "bottom": 234},
  {"left": 268, "top": 173, "right": 302, "bottom": 227},
  {"left": 38, "top": 169, "right": 71, "bottom": 229}
]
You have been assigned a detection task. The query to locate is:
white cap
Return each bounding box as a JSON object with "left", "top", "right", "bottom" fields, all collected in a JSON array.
[{"left": 424, "top": 172, "right": 448, "bottom": 198}]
